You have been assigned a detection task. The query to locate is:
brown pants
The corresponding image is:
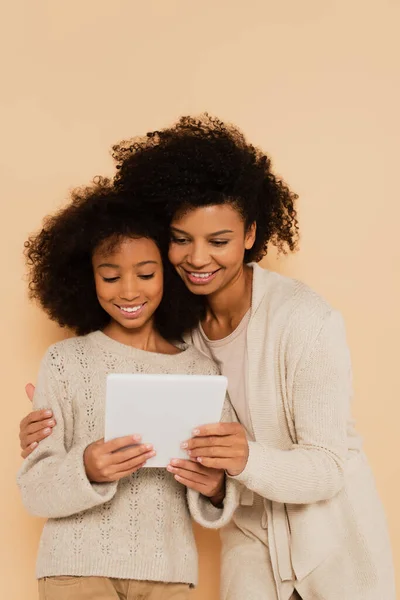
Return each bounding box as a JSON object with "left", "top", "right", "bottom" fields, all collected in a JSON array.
[{"left": 38, "top": 577, "right": 191, "bottom": 600}]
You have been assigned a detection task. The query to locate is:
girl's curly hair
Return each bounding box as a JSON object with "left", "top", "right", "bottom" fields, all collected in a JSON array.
[
  {"left": 112, "top": 114, "right": 299, "bottom": 262},
  {"left": 25, "top": 179, "right": 205, "bottom": 339}
]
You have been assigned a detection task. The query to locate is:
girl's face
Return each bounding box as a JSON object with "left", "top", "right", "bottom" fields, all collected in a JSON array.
[
  {"left": 92, "top": 237, "right": 164, "bottom": 332},
  {"left": 169, "top": 204, "right": 256, "bottom": 296}
]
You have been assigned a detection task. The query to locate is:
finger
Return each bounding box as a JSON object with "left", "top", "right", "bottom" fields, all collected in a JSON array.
[
  {"left": 25, "top": 383, "right": 36, "bottom": 403},
  {"left": 167, "top": 466, "right": 207, "bottom": 485},
  {"left": 184, "top": 435, "right": 233, "bottom": 451},
  {"left": 109, "top": 444, "right": 154, "bottom": 465},
  {"left": 22, "top": 418, "right": 56, "bottom": 438},
  {"left": 168, "top": 459, "right": 210, "bottom": 476},
  {"left": 191, "top": 422, "right": 242, "bottom": 438},
  {"left": 21, "top": 442, "right": 38, "bottom": 459},
  {"left": 109, "top": 461, "right": 147, "bottom": 481},
  {"left": 111, "top": 450, "right": 156, "bottom": 474},
  {"left": 22, "top": 427, "right": 53, "bottom": 449},
  {"left": 189, "top": 446, "right": 243, "bottom": 459},
  {"left": 173, "top": 474, "right": 207, "bottom": 492},
  {"left": 193, "top": 457, "right": 233, "bottom": 470},
  {"left": 103, "top": 435, "right": 142, "bottom": 453},
  {"left": 20, "top": 409, "right": 53, "bottom": 429}
]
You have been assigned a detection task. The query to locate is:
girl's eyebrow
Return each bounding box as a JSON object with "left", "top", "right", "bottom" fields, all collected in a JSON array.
[
  {"left": 171, "top": 227, "right": 234, "bottom": 236},
  {"left": 97, "top": 262, "right": 119, "bottom": 269},
  {"left": 97, "top": 260, "right": 158, "bottom": 269}
]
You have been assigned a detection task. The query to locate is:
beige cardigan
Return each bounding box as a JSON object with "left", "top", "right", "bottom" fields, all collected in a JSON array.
[{"left": 188, "top": 264, "right": 395, "bottom": 600}]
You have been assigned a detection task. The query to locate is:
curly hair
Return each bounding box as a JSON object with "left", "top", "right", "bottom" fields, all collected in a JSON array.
[
  {"left": 112, "top": 114, "right": 299, "bottom": 262},
  {"left": 25, "top": 179, "right": 205, "bottom": 339}
]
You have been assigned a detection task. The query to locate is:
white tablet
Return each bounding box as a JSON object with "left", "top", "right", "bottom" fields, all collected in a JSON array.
[{"left": 105, "top": 373, "right": 227, "bottom": 467}]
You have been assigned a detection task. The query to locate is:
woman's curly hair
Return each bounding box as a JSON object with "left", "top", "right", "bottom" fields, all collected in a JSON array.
[
  {"left": 112, "top": 114, "right": 299, "bottom": 262},
  {"left": 25, "top": 179, "right": 205, "bottom": 339}
]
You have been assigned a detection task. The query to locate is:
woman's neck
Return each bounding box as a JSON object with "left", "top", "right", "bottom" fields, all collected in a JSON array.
[{"left": 202, "top": 264, "right": 253, "bottom": 339}]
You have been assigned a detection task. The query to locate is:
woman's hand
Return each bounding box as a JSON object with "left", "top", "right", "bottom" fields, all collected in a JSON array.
[
  {"left": 182, "top": 422, "right": 249, "bottom": 477},
  {"left": 84, "top": 436, "right": 156, "bottom": 483},
  {"left": 167, "top": 459, "right": 225, "bottom": 505},
  {"left": 19, "top": 384, "right": 56, "bottom": 458}
]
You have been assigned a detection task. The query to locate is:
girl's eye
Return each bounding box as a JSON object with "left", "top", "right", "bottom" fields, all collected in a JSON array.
[
  {"left": 210, "top": 240, "right": 229, "bottom": 247},
  {"left": 102, "top": 276, "right": 119, "bottom": 283},
  {"left": 139, "top": 273, "right": 155, "bottom": 280},
  {"left": 171, "top": 236, "right": 189, "bottom": 245}
]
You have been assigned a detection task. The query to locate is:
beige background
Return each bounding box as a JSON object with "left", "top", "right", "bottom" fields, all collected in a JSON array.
[{"left": 1, "top": 1, "right": 399, "bottom": 598}]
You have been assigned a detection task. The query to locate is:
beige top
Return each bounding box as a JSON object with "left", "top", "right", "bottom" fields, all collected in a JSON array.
[
  {"left": 186, "top": 264, "right": 395, "bottom": 600},
  {"left": 17, "top": 332, "right": 239, "bottom": 584},
  {"left": 192, "top": 310, "right": 254, "bottom": 440}
]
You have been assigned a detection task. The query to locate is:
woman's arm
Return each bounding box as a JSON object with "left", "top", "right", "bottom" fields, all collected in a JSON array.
[
  {"left": 19, "top": 383, "right": 55, "bottom": 458},
  {"left": 17, "top": 349, "right": 118, "bottom": 518},
  {"left": 186, "top": 310, "right": 351, "bottom": 504},
  {"left": 183, "top": 394, "right": 241, "bottom": 528}
]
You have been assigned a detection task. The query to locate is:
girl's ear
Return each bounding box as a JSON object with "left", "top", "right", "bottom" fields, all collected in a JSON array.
[{"left": 245, "top": 222, "right": 256, "bottom": 250}]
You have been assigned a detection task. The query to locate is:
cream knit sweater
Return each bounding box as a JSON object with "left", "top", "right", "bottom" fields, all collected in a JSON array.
[
  {"left": 187, "top": 264, "right": 395, "bottom": 600},
  {"left": 17, "top": 332, "right": 239, "bottom": 585}
]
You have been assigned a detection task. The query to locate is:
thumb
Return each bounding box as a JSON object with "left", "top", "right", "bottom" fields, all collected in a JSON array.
[{"left": 25, "top": 383, "right": 36, "bottom": 403}]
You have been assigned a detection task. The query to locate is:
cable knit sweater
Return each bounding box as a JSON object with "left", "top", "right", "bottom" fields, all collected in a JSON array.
[{"left": 17, "top": 331, "right": 239, "bottom": 585}]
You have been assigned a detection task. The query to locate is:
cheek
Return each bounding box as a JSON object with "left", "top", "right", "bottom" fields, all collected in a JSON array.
[
  {"left": 94, "top": 278, "right": 107, "bottom": 300},
  {"left": 218, "top": 242, "right": 246, "bottom": 267},
  {"left": 168, "top": 245, "right": 184, "bottom": 267},
  {"left": 148, "top": 274, "right": 164, "bottom": 302}
]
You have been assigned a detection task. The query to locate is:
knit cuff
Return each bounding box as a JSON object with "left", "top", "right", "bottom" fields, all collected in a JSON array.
[
  {"left": 228, "top": 441, "right": 263, "bottom": 488},
  {"left": 187, "top": 477, "right": 240, "bottom": 529},
  {"left": 71, "top": 441, "right": 119, "bottom": 504}
]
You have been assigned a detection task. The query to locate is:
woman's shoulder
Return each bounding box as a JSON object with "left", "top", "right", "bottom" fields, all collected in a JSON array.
[{"left": 252, "top": 264, "right": 333, "bottom": 325}]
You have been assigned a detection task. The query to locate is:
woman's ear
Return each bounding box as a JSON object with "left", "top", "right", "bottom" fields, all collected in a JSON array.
[{"left": 245, "top": 222, "right": 256, "bottom": 250}]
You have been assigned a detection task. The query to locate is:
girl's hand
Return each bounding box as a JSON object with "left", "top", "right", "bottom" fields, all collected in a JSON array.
[
  {"left": 20, "top": 384, "right": 56, "bottom": 458},
  {"left": 84, "top": 436, "right": 156, "bottom": 483},
  {"left": 183, "top": 422, "right": 249, "bottom": 477},
  {"left": 167, "top": 459, "right": 225, "bottom": 505}
]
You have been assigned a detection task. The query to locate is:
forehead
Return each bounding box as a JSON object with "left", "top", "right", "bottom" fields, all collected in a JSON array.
[
  {"left": 171, "top": 204, "right": 244, "bottom": 233},
  {"left": 93, "top": 237, "right": 161, "bottom": 262}
]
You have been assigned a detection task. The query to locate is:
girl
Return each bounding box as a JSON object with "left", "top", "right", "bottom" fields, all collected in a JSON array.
[
  {"left": 17, "top": 179, "right": 239, "bottom": 600},
  {"left": 20, "top": 116, "right": 395, "bottom": 600}
]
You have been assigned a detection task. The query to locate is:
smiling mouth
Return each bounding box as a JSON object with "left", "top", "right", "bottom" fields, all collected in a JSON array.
[
  {"left": 183, "top": 269, "right": 221, "bottom": 284},
  {"left": 115, "top": 303, "right": 146, "bottom": 319}
]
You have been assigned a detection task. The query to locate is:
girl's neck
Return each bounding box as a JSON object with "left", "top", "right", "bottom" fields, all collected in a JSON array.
[
  {"left": 202, "top": 264, "right": 253, "bottom": 339},
  {"left": 102, "top": 319, "right": 180, "bottom": 355}
]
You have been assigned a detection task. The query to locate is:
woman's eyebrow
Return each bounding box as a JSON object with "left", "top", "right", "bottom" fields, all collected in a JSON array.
[{"left": 171, "top": 227, "right": 234, "bottom": 236}]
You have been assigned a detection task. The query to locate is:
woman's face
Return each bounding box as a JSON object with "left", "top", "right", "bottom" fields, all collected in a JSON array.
[
  {"left": 169, "top": 204, "right": 255, "bottom": 296},
  {"left": 92, "top": 236, "right": 164, "bottom": 331}
]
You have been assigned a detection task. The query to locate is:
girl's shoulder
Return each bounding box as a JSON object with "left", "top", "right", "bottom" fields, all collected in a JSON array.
[
  {"left": 175, "top": 344, "right": 220, "bottom": 376},
  {"left": 40, "top": 334, "right": 95, "bottom": 371}
]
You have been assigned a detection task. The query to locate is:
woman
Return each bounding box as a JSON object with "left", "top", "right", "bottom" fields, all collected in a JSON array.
[{"left": 19, "top": 115, "right": 395, "bottom": 600}]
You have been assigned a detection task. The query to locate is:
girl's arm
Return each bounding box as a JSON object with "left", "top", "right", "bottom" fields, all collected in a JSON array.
[{"left": 17, "top": 348, "right": 118, "bottom": 518}]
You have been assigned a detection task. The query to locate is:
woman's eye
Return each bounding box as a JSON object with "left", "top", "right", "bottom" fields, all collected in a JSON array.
[
  {"left": 210, "top": 240, "right": 229, "bottom": 247},
  {"left": 102, "top": 276, "right": 119, "bottom": 283},
  {"left": 139, "top": 273, "right": 155, "bottom": 280},
  {"left": 171, "top": 237, "right": 189, "bottom": 245}
]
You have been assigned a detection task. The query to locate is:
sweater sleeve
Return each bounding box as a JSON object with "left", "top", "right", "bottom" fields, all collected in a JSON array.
[
  {"left": 17, "top": 347, "right": 118, "bottom": 518},
  {"left": 187, "top": 393, "right": 241, "bottom": 528},
  {"left": 231, "top": 310, "right": 350, "bottom": 504}
]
